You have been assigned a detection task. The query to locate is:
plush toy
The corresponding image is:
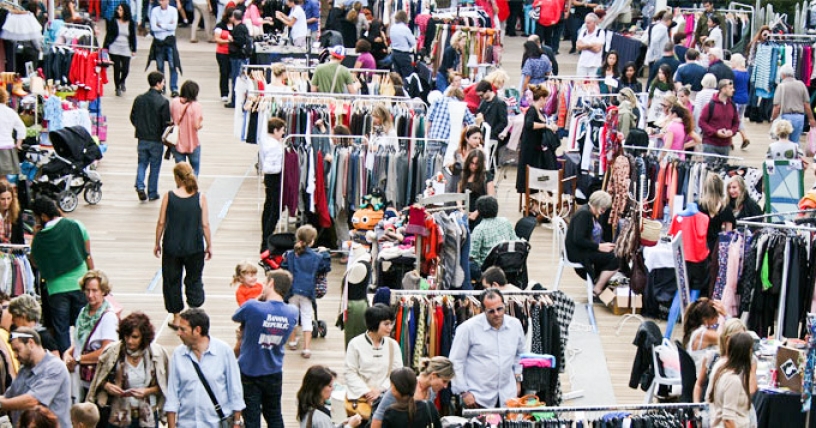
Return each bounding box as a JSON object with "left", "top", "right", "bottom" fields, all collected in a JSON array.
[
  {"left": 352, "top": 208, "right": 384, "bottom": 230},
  {"left": 361, "top": 188, "right": 387, "bottom": 211}
]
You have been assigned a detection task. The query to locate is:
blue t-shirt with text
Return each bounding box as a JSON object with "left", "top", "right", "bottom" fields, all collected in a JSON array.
[{"left": 232, "top": 300, "right": 299, "bottom": 377}]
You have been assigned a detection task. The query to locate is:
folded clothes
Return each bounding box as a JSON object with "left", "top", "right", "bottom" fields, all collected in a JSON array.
[{"left": 520, "top": 359, "right": 555, "bottom": 369}]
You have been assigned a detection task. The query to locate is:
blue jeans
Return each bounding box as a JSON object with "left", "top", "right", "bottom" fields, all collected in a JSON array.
[
  {"left": 135, "top": 140, "right": 164, "bottom": 199},
  {"left": 782, "top": 113, "right": 805, "bottom": 143},
  {"left": 230, "top": 58, "right": 248, "bottom": 104},
  {"left": 242, "top": 372, "right": 284, "bottom": 428},
  {"left": 425, "top": 141, "right": 446, "bottom": 181},
  {"left": 172, "top": 145, "right": 201, "bottom": 176},
  {"left": 154, "top": 45, "right": 179, "bottom": 92},
  {"left": 47, "top": 289, "right": 87, "bottom": 354}
]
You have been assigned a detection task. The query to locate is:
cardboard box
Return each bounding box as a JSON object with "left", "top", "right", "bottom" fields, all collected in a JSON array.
[
  {"left": 598, "top": 288, "right": 615, "bottom": 306},
  {"left": 776, "top": 346, "right": 805, "bottom": 392},
  {"left": 612, "top": 299, "right": 642, "bottom": 315},
  {"left": 615, "top": 286, "right": 643, "bottom": 309}
]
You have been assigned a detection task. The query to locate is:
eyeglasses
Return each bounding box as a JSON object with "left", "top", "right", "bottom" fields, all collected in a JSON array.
[{"left": 485, "top": 306, "right": 505, "bottom": 315}]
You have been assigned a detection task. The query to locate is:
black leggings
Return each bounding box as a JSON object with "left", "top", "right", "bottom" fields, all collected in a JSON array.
[
  {"left": 110, "top": 54, "right": 131, "bottom": 89},
  {"left": 216, "top": 53, "right": 231, "bottom": 98}
]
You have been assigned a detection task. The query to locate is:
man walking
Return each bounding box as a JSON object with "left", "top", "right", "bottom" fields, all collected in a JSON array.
[
  {"left": 225, "top": 9, "right": 250, "bottom": 108},
  {"left": 130, "top": 71, "right": 170, "bottom": 201},
  {"left": 30, "top": 197, "right": 93, "bottom": 354},
  {"left": 232, "top": 270, "right": 298, "bottom": 428},
  {"left": 707, "top": 48, "right": 733, "bottom": 84},
  {"left": 190, "top": 0, "right": 214, "bottom": 43},
  {"left": 2, "top": 328, "right": 71, "bottom": 428},
  {"left": 771, "top": 64, "right": 816, "bottom": 143},
  {"left": 149, "top": 0, "right": 181, "bottom": 97},
  {"left": 450, "top": 289, "right": 525, "bottom": 408},
  {"left": 165, "top": 308, "right": 245, "bottom": 428},
  {"left": 311, "top": 46, "right": 357, "bottom": 94},
  {"left": 476, "top": 81, "right": 508, "bottom": 144},
  {"left": 698, "top": 79, "right": 740, "bottom": 158}
]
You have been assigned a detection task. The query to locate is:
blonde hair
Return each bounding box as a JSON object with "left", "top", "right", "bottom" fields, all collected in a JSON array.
[
  {"left": 372, "top": 104, "right": 393, "bottom": 132},
  {"left": 418, "top": 356, "right": 455, "bottom": 379},
  {"left": 450, "top": 31, "right": 466, "bottom": 51},
  {"left": 618, "top": 87, "right": 637, "bottom": 106},
  {"left": 294, "top": 225, "right": 318, "bottom": 255},
  {"left": 730, "top": 53, "right": 746, "bottom": 69},
  {"left": 485, "top": 69, "right": 508, "bottom": 88},
  {"left": 446, "top": 87, "right": 465, "bottom": 100},
  {"left": 0, "top": 87, "right": 8, "bottom": 104},
  {"left": 718, "top": 318, "right": 747, "bottom": 355},
  {"left": 79, "top": 269, "right": 111, "bottom": 296},
  {"left": 71, "top": 403, "right": 100, "bottom": 428},
  {"left": 271, "top": 63, "right": 287, "bottom": 77},
  {"left": 173, "top": 162, "right": 198, "bottom": 193},
  {"left": 701, "top": 73, "right": 718, "bottom": 89},
  {"left": 232, "top": 261, "right": 259, "bottom": 285},
  {"left": 771, "top": 119, "right": 794, "bottom": 139},
  {"left": 700, "top": 173, "right": 726, "bottom": 215},
  {"left": 728, "top": 175, "right": 748, "bottom": 214}
]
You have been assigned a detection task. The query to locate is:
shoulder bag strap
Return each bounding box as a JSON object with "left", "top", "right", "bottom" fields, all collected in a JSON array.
[
  {"left": 189, "top": 357, "right": 227, "bottom": 420},
  {"left": 329, "top": 63, "right": 342, "bottom": 94},
  {"left": 176, "top": 102, "right": 191, "bottom": 126},
  {"left": 82, "top": 312, "right": 107, "bottom": 354}
]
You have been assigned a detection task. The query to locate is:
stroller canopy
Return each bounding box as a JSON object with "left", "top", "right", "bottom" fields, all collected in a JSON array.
[{"left": 48, "top": 126, "right": 103, "bottom": 169}]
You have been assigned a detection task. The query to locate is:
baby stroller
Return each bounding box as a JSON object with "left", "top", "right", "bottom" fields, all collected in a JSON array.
[
  {"left": 259, "top": 232, "right": 328, "bottom": 339},
  {"left": 23, "top": 126, "right": 103, "bottom": 212}
]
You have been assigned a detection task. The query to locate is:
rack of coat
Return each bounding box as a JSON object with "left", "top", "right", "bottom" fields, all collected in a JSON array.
[
  {"left": 752, "top": 36, "right": 816, "bottom": 100},
  {"left": 42, "top": 46, "right": 107, "bottom": 101},
  {"left": 733, "top": 214, "right": 816, "bottom": 341},
  {"left": 429, "top": 24, "right": 502, "bottom": 74},
  {"left": 0, "top": 244, "right": 35, "bottom": 298},
  {"left": 417, "top": 8, "right": 494, "bottom": 56},
  {"left": 389, "top": 289, "right": 575, "bottom": 408},
  {"left": 676, "top": 8, "right": 753, "bottom": 53},
  {"left": 461, "top": 402, "right": 707, "bottom": 427}
]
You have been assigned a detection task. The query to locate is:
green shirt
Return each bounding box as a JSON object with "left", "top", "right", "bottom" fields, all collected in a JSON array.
[
  {"left": 469, "top": 217, "right": 518, "bottom": 266},
  {"left": 310, "top": 62, "right": 354, "bottom": 94},
  {"left": 35, "top": 219, "right": 89, "bottom": 295}
]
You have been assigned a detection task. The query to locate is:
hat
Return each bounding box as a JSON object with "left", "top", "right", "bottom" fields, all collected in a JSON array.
[
  {"left": 405, "top": 206, "right": 428, "bottom": 236},
  {"left": 330, "top": 45, "right": 345, "bottom": 59}
]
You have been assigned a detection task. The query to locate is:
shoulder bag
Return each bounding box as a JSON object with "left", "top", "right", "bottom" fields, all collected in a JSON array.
[
  {"left": 162, "top": 102, "right": 191, "bottom": 150},
  {"left": 345, "top": 339, "right": 393, "bottom": 420},
  {"left": 189, "top": 357, "right": 235, "bottom": 428},
  {"left": 79, "top": 313, "right": 107, "bottom": 383}
]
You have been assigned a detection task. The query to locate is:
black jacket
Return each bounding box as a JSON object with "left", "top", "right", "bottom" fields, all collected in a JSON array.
[
  {"left": 103, "top": 18, "right": 137, "bottom": 53},
  {"left": 130, "top": 88, "right": 170, "bottom": 141},
  {"left": 629, "top": 321, "right": 663, "bottom": 391},
  {"left": 145, "top": 36, "right": 183, "bottom": 75},
  {"left": 229, "top": 23, "right": 250, "bottom": 59},
  {"left": 707, "top": 60, "right": 734, "bottom": 84},
  {"left": 477, "top": 96, "right": 508, "bottom": 141}
]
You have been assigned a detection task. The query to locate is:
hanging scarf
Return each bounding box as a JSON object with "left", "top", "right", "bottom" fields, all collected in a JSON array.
[
  {"left": 75, "top": 300, "right": 111, "bottom": 350},
  {"left": 109, "top": 346, "right": 158, "bottom": 427}
]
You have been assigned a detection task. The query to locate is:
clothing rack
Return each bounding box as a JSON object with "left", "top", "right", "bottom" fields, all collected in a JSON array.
[
  {"left": 676, "top": 7, "right": 754, "bottom": 14},
  {"left": 616, "top": 174, "right": 647, "bottom": 336},
  {"left": 549, "top": 76, "right": 607, "bottom": 82},
  {"left": 50, "top": 23, "right": 97, "bottom": 51},
  {"left": 0, "top": 0, "right": 25, "bottom": 11},
  {"left": 766, "top": 34, "right": 816, "bottom": 41},
  {"left": 462, "top": 402, "right": 708, "bottom": 417},
  {"left": 390, "top": 289, "right": 556, "bottom": 296},
  {"left": 244, "top": 90, "right": 413, "bottom": 103},
  {"left": 414, "top": 191, "right": 470, "bottom": 274},
  {"left": 622, "top": 145, "right": 744, "bottom": 161}
]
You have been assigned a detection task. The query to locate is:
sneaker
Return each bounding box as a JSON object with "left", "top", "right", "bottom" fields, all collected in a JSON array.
[
  {"left": 741, "top": 138, "right": 751, "bottom": 149},
  {"left": 148, "top": 196, "right": 160, "bottom": 201},
  {"left": 115, "top": 88, "right": 121, "bottom": 97},
  {"left": 171, "top": 91, "right": 179, "bottom": 98},
  {"left": 224, "top": 103, "right": 235, "bottom": 108},
  {"left": 221, "top": 96, "right": 229, "bottom": 102},
  {"left": 569, "top": 48, "right": 577, "bottom": 54},
  {"left": 301, "top": 349, "right": 311, "bottom": 359},
  {"left": 136, "top": 189, "right": 147, "bottom": 201},
  {"left": 120, "top": 83, "right": 126, "bottom": 93}
]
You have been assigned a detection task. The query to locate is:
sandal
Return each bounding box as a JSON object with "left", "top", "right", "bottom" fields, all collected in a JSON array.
[
  {"left": 288, "top": 338, "right": 300, "bottom": 350},
  {"left": 301, "top": 349, "right": 312, "bottom": 359},
  {"left": 167, "top": 321, "right": 180, "bottom": 331}
]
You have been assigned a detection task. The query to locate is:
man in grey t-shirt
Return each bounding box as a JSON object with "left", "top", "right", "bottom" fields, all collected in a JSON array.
[{"left": 1, "top": 328, "right": 71, "bottom": 428}]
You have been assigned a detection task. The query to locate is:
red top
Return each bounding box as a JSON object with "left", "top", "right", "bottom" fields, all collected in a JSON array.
[
  {"left": 235, "top": 282, "right": 263, "bottom": 306},
  {"left": 463, "top": 84, "right": 480, "bottom": 114},
  {"left": 215, "top": 25, "right": 231, "bottom": 55},
  {"left": 669, "top": 212, "right": 710, "bottom": 263}
]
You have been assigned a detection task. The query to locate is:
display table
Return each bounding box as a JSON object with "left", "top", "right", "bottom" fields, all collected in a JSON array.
[
  {"left": 254, "top": 44, "right": 311, "bottom": 65},
  {"left": 753, "top": 389, "right": 816, "bottom": 428}
]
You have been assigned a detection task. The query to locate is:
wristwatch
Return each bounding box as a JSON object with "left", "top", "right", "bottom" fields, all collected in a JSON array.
[{"left": 515, "top": 374, "right": 523, "bottom": 382}]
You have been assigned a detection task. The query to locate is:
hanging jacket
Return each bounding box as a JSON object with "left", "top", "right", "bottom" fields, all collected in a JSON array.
[{"left": 629, "top": 321, "right": 663, "bottom": 391}]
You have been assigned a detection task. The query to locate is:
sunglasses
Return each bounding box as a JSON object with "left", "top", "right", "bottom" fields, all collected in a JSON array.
[{"left": 485, "top": 306, "right": 505, "bottom": 315}]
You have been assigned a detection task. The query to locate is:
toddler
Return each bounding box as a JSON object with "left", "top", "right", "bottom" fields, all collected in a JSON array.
[{"left": 232, "top": 261, "right": 263, "bottom": 306}]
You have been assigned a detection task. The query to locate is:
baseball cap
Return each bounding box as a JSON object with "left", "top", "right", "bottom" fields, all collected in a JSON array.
[{"left": 330, "top": 45, "right": 345, "bottom": 59}]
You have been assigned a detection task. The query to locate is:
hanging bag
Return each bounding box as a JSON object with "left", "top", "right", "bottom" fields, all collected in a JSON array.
[
  {"left": 345, "top": 340, "right": 393, "bottom": 420},
  {"left": 189, "top": 357, "right": 235, "bottom": 428}
]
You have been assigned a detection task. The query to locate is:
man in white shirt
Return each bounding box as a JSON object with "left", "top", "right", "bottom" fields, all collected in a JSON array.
[
  {"left": 576, "top": 13, "right": 605, "bottom": 77},
  {"left": 149, "top": 0, "right": 181, "bottom": 97},
  {"left": 276, "top": 0, "right": 308, "bottom": 47},
  {"left": 645, "top": 11, "right": 672, "bottom": 67},
  {"left": 706, "top": 16, "right": 723, "bottom": 51}
]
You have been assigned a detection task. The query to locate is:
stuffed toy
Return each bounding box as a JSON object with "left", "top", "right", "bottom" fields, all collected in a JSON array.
[{"left": 352, "top": 208, "right": 384, "bottom": 230}]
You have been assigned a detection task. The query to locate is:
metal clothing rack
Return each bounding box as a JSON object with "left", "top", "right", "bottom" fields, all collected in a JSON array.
[
  {"left": 414, "top": 191, "right": 470, "bottom": 275},
  {"left": 462, "top": 402, "right": 708, "bottom": 417},
  {"left": 390, "top": 289, "right": 556, "bottom": 296},
  {"left": 622, "top": 145, "right": 744, "bottom": 161},
  {"left": 767, "top": 34, "right": 816, "bottom": 42},
  {"left": 616, "top": 174, "right": 647, "bottom": 336}
]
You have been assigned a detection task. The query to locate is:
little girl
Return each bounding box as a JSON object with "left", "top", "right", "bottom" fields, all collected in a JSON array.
[
  {"left": 231, "top": 261, "right": 263, "bottom": 306},
  {"left": 282, "top": 225, "right": 331, "bottom": 358}
]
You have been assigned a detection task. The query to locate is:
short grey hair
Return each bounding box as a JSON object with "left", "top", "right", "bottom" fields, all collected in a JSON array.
[
  {"left": 527, "top": 34, "right": 540, "bottom": 44},
  {"left": 779, "top": 64, "right": 795, "bottom": 79},
  {"left": 588, "top": 190, "right": 612, "bottom": 211},
  {"left": 708, "top": 47, "right": 723, "bottom": 60},
  {"left": 585, "top": 13, "right": 599, "bottom": 22},
  {"left": 9, "top": 294, "right": 41, "bottom": 323},
  {"left": 730, "top": 53, "right": 746, "bottom": 69},
  {"left": 701, "top": 73, "right": 718, "bottom": 89}
]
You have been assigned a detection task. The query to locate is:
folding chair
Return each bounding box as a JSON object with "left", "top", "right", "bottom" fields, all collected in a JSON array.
[
  {"left": 552, "top": 216, "right": 597, "bottom": 332},
  {"left": 524, "top": 166, "right": 576, "bottom": 224}
]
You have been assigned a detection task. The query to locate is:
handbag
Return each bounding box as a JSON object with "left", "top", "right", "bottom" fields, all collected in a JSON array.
[
  {"left": 162, "top": 102, "right": 191, "bottom": 150},
  {"left": 189, "top": 357, "right": 235, "bottom": 428},
  {"left": 505, "top": 394, "right": 543, "bottom": 421},
  {"left": 315, "top": 273, "right": 328, "bottom": 299},
  {"left": 79, "top": 314, "right": 107, "bottom": 382},
  {"left": 345, "top": 340, "right": 393, "bottom": 420}
]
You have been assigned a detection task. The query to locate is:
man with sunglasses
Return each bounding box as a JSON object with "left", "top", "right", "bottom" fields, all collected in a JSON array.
[{"left": 450, "top": 289, "right": 525, "bottom": 409}]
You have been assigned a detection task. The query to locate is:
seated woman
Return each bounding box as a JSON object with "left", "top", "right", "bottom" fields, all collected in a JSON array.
[
  {"left": 727, "top": 176, "right": 762, "bottom": 223},
  {"left": 86, "top": 312, "right": 170, "bottom": 427},
  {"left": 682, "top": 298, "right": 724, "bottom": 372},
  {"left": 459, "top": 150, "right": 495, "bottom": 229},
  {"left": 693, "top": 318, "right": 757, "bottom": 403},
  {"left": 565, "top": 191, "right": 619, "bottom": 298},
  {"left": 469, "top": 196, "right": 518, "bottom": 282},
  {"left": 345, "top": 304, "right": 402, "bottom": 417},
  {"left": 371, "top": 357, "right": 454, "bottom": 428}
]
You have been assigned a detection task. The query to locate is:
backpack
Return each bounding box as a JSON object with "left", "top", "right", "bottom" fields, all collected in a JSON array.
[
  {"left": 242, "top": 36, "right": 254, "bottom": 58},
  {"left": 706, "top": 98, "right": 738, "bottom": 123}
]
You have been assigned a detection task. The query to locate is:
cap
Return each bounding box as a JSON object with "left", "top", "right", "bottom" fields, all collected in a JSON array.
[
  {"left": 718, "top": 79, "right": 733, "bottom": 89},
  {"left": 330, "top": 45, "right": 345, "bottom": 59}
]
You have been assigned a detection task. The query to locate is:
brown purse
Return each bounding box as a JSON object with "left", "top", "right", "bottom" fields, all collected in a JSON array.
[{"left": 345, "top": 339, "right": 393, "bottom": 420}]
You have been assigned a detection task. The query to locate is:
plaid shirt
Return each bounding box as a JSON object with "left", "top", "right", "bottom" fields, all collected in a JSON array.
[
  {"left": 469, "top": 217, "right": 518, "bottom": 266},
  {"left": 427, "top": 96, "right": 476, "bottom": 141}
]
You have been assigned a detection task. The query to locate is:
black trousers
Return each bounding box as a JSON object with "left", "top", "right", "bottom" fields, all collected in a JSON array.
[
  {"left": 506, "top": 1, "right": 524, "bottom": 36},
  {"left": 242, "top": 372, "right": 284, "bottom": 428},
  {"left": 262, "top": 173, "right": 282, "bottom": 252},
  {"left": 110, "top": 53, "right": 131, "bottom": 89},
  {"left": 162, "top": 252, "right": 206, "bottom": 314},
  {"left": 216, "top": 52, "right": 231, "bottom": 98},
  {"left": 392, "top": 51, "right": 413, "bottom": 80}
]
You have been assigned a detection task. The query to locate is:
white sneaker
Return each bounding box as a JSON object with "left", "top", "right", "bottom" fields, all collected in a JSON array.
[{"left": 221, "top": 96, "right": 229, "bottom": 102}]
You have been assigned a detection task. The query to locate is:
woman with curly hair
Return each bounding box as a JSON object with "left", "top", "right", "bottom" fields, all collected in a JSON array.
[{"left": 86, "top": 312, "right": 170, "bottom": 428}]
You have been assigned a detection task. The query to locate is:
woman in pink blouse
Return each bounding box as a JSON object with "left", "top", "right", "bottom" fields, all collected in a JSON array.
[{"left": 169, "top": 81, "right": 204, "bottom": 176}]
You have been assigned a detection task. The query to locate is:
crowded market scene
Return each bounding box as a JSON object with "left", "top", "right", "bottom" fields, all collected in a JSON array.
[{"left": 0, "top": 0, "right": 814, "bottom": 426}]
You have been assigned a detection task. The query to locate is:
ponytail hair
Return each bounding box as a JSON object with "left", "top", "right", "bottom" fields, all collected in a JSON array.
[
  {"left": 347, "top": 8, "right": 358, "bottom": 22},
  {"left": 232, "top": 261, "right": 258, "bottom": 286},
  {"left": 389, "top": 368, "right": 418, "bottom": 422},
  {"left": 173, "top": 162, "right": 198, "bottom": 194},
  {"left": 294, "top": 225, "right": 318, "bottom": 255},
  {"left": 418, "top": 356, "right": 455, "bottom": 379},
  {"left": 682, "top": 298, "right": 718, "bottom": 349}
]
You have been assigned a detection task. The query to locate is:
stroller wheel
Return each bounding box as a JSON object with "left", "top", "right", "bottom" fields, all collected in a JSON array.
[
  {"left": 83, "top": 184, "right": 102, "bottom": 205},
  {"left": 318, "top": 321, "right": 327, "bottom": 338},
  {"left": 311, "top": 321, "right": 319, "bottom": 338},
  {"left": 57, "top": 190, "right": 78, "bottom": 212}
]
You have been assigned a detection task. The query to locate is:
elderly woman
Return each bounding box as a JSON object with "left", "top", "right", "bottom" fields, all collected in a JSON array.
[
  {"left": 87, "top": 312, "right": 170, "bottom": 428},
  {"left": 63, "top": 270, "right": 119, "bottom": 400},
  {"left": 8, "top": 294, "right": 59, "bottom": 354},
  {"left": 565, "top": 191, "right": 620, "bottom": 297},
  {"left": 345, "top": 304, "right": 402, "bottom": 417},
  {"left": 693, "top": 73, "right": 719, "bottom": 130},
  {"left": 767, "top": 119, "right": 803, "bottom": 160}
]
